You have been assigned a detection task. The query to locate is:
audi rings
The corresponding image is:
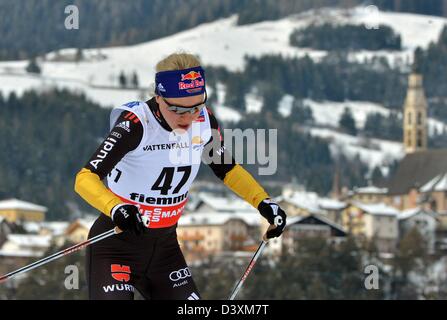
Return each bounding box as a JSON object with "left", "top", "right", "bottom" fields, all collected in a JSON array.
[{"left": 169, "top": 267, "right": 191, "bottom": 282}]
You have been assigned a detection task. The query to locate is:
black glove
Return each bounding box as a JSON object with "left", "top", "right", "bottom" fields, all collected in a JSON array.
[
  {"left": 258, "top": 199, "right": 287, "bottom": 239},
  {"left": 111, "top": 203, "right": 146, "bottom": 235}
]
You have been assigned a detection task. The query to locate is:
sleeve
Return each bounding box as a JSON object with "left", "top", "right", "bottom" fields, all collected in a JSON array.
[
  {"left": 74, "top": 110, "right": 143, "bottom": 216},
  {"left": 84, "top": 110, "right": 143, "bottom": 180},
  {"left": 204, "top": 108, "right": 269, "bottom": 209}
]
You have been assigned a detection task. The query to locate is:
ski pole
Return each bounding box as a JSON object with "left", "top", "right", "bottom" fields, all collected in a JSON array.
[
  {"left": 228, "top": 239, "right": 268, "bottom": 300},
  {"left": 0, "top": 227, "right": 121, "bottom": 284}
]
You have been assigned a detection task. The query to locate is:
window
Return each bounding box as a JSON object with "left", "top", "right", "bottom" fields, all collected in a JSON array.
[
  {"left": 408, "top": 112, "right": 412, "bottom": 125},
  {"left": 417, "top": 130, "right": 423, "bottom": 147},
  {"left": 417, "top": 112, "right": 422, "bottom": 125}
]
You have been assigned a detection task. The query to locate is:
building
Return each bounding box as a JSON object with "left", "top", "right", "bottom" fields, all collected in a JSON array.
[
  {"left": 177, "top": 212, "right": 261, "bottom": 259},
  {"left": 420, "top": 172, "right": 447, "bottom": 213},
  {"left": 64, "top": 216, "right": 97, "bottom": 243},
  {"left": 0, "top": 234, "right": 52, "bottom": 258},
  {"left": 386, "top": 73, "right": 447, "bottom": 211},
  {"left": 403, "top": 73, "right": 428, "bottom": 154},
  {"left": 351, "top": 186, "right": 389, "bottom": 205},
  {"left": 0, "top": 234, "right": 52, "bottom": 279},
  {"left": 341, "top": 202, "right": 399, "bottom": 253},
  {"left": 188, "top": 192, "right": 257, "bottom": 214},
  {"left": 397, "top": 207, "right": 437, "bottom": 254},
  {"left": 277, "top": 189, "right": 347, "bottom": 225},
  {"left": 0, "top": 217, "right": 26, "bottom": 247},
  {"left": 387, "top": 150, "right": 447, "bottom": 210},
  {"left": 0, "top": 198, "right": 47, "bottom": 223},
  {"left": 278, "top": 214, "right": 347, "bottom": 256}
]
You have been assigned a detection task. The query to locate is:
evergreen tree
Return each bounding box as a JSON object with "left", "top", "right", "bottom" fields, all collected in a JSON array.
[
  {"left": 289, "top": 99, "right": 314, "bottom": 125},
  {"left": 75, "top": 48, "right": 84, "bottom": 63},
  {"left": 391, "top": 227, "right": 429, "bottom": 299},
  {"left": 25, "top": 58, "right": 41, "bottom": 74},
  {"left": 119, "top": 71, "right": 127, "bottom": 88},
  {"left": 131, "top": 72, "right": 139, "bottom": 88},
  {"left": 339, "top": 107, "right": 357, "bottom": 136}
]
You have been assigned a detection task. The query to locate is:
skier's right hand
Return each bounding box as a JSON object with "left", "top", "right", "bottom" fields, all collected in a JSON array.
[{"left": 111, "top": 203, "right": 147, "bottom": 235}]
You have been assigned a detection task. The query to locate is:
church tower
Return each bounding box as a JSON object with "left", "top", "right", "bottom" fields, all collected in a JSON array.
[{"left": 403, "top": 73, "right": 428, "bottom": 154}]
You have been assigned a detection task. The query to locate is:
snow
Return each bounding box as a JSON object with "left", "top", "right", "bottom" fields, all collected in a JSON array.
[
  {"left": 0, "top": 249, "right": 44, "bottom": 258},
  {"left": 280, "top": 191, "right": 323, "bottom": 214},
  {"left": 0, "top": 7, "right": 445, "bottom": 172},
  {"left": 6, "top": 234, "right": 52, "bottom": 247},
  {"left": 41, "top": 221, "right": 70, "bottom": 236},
  {"left": 22, "top": 222, "right": 42, "bottom": 234},
  {"left": 318, "top": 198, "right": 347, "bottom": 210},
  {"left": 353, "top": 201, "right": 400, "bottom": 216},
  {"left": 420, "top": 173, "right": 447, "bottom": 192},
  {"left": 214, "top": 105, "right": 242, "bottom": 122},
  {"left": 206, "top": 83, "right": 242, "bottom": 122},
  {"left": 195, "top": 192, "right": 256, "bottom": 213},
  {"left": 355, "top": 186, "right": 388, "bottom": 194},
  {"left": 245, "top": 92, "right": 263, "bottom": 114},
  {"left": 179, "top": 211, "right": 260, "bottom": 227},
  {"left": 1, "top": 7, "right": 445, "bottom": 108},
  {"left": 398, "top": 207, "right": 424, "bottom": 220},
  {"left": 0, "top": 198, "right": 47, "bottom": 212},
  {"left": 309, "top": 127, "right": 404, "bottom": 169},
  {"left": 278, "top": 94, "right": 294, "bottom": 117},
  {"left": 303, "top": 99, "right": 391, "bottom": 129},
  {"left": 349, "top": 7, "right": 447, "bottom": 51},
  {"left": 279, "top": 190, "right": 346, "bottom": 213}
]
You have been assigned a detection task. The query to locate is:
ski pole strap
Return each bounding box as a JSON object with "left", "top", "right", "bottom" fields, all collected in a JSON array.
[{"left": 229, "top": 240, "right": 268, "bottom": 300}]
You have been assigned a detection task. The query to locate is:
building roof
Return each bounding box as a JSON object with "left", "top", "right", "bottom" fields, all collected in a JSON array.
[
  {"left": 279, "top": 191, "right": 346, "bottom": 213},
  {"left": 41, "top": 221, "right": 70, "bottom": 236},
  {"left": 277, "top": 191, "right": 324, "bottom": 214},
  {"left": 353, "top": 202, "right": 400, "bottom": 216},
  {"left": 287, "top": 214, "right": 347, "bottom": 236},
  {"left": 420, "top": 172, "right": 447, "bottom": 192},
  {"left": 387, "top": 150, "right": 447, "bottom": 195},
  {"left": 192, "top": 192, "right": 256, "bottom": 213},
  {"left": 178, "top": 212, "right": 261, "bottom": 227},
  {"left": 0, "top": 249, "right": 44, "bottom": 258},
  {"left": 6, "top": 234, "right": 52, "bottom": 247},
  {"left": 0, "top": 198, "right": 47, "bottom": 212},
  {"left": 397, "top": 207, "right": 436, "bottom": 221},
  {"left": 22, "top": 221, "right": 42, "bottom": 233},
  {"left": 354, "top": 186, "right": 388, "bottom": 195},
  {"left": 318, "top": 198, "right": 347, "bottom": 210}
]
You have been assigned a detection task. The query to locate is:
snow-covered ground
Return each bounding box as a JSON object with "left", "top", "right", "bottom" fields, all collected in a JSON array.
[
  {"left": 308, "top": 127, "right": 405, "bottom": 170},
  {"left": 1, "top": 7, "right": 445, "bottom": 172},
  {"left": 302, "top": 99, "right": 447, "bottom": 135},
  {"left": 1, "top": 7, "right": 446, "bottom": 106}
]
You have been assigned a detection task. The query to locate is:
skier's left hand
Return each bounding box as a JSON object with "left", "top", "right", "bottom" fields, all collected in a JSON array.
[{"left": 258, "top": 199, "right": 287, "bottom": 240}]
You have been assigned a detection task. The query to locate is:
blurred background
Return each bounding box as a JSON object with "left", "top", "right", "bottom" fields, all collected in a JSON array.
[{"left": 1, "top": 0, "right": 447, "bottom": 299}]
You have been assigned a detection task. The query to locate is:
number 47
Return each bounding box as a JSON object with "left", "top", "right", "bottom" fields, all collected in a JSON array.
[{"left": 151, "top": 166, "right": 191, "bottom": 195}]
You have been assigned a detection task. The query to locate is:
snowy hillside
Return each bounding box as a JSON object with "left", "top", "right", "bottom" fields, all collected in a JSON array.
[
  {"left": 1, "top": 7, "right": 446, "bottom": 107},
  {"left": 308, "top": 127, "right": 404, "bottom": 172},
  {"left": 1, "top": 6, "right": 446, "bottom": 172}
]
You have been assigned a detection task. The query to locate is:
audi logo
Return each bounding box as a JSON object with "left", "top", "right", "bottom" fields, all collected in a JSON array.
[{"left": 169, "top": 267, "right": 191, "bottom": 282}]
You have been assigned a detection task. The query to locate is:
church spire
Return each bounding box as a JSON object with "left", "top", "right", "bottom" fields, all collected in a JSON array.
[{"left": 403, "top": 72, "right": 428, "bottom": 154}]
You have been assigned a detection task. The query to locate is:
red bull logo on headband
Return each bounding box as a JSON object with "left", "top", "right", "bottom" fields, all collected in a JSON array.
[
  {"left": 181, "top": 71, "right": 202, "bottom": 81},
  {"left": 178, "top": 71, "right": 204, "bottom": 91}
]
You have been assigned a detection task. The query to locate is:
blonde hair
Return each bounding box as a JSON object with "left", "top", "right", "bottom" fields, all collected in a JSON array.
[
  {"left": 151, "top": 52, "right": 202, "bottom": 96},
  {"left": 156, "top": 52, "right": 201, "bottom": 72}
]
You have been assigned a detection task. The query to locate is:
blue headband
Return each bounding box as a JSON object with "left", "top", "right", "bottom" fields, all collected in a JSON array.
[{"left": 155, "top": 66, "right": 206, "bottom": 98}]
